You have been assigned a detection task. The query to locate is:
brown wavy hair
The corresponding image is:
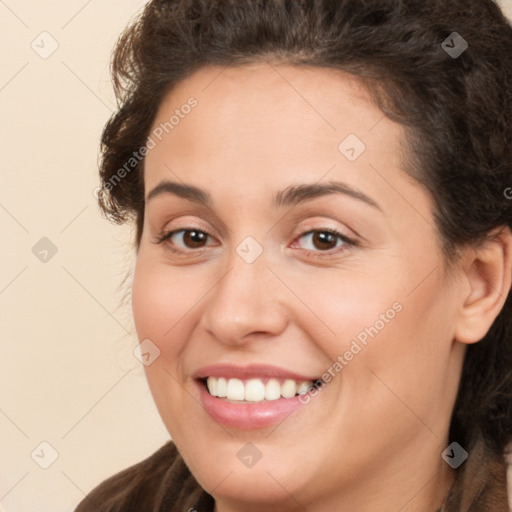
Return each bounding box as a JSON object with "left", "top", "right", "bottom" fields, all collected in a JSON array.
[{"left": 97, "top": 0, "right": 512, "bottom": 456}]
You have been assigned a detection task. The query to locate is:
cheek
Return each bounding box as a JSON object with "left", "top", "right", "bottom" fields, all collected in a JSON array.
[
  {"left": 131, "top": 259, "right": 198, "bottom": 356},
  {"left": 131, "top": 259, "right": 198, "bottom": 435},
  {"left": 280, "top": 262, "right": 405, "bottom": 361},
  {"left": 298, "top": 254, "right": 451, "bottom": 394},
  {"left": 351, "top": 270, "right": 457, "bottom": 419}
]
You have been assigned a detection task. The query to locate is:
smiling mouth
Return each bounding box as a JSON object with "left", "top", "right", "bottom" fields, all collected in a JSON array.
[{"left": 200, "top": 376, "right": 321, "bottom": 403}]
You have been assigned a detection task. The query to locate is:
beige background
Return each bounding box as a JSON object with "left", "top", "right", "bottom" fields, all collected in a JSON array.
[{"left": 1, "top": 1, "right": 511, "bottom": 511}]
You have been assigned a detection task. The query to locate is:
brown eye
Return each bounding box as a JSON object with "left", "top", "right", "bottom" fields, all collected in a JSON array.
[
  {"left": 293, "top": 229, "right": 357, "bottom": 257},
  {"left": 310, "top": 231, "right": 338, "bottom": 251},
  {"left": 181, "top": 230, "right": 208, "bottom": 249},
  {"left": 298, "top": 230, "right": 345, "bottom": 252},
  {"left": 155, "top": 228, "right": 213, "bottom": 252}
]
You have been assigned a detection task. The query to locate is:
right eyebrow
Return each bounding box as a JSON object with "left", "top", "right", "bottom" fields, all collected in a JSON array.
[{"left": 146, "top": 181, "right": 212, "bottom": 205}]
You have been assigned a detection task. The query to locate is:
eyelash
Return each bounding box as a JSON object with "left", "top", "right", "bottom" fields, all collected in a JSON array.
[{"left": 152, "top": 226, "right": 358, "bottom": 258}]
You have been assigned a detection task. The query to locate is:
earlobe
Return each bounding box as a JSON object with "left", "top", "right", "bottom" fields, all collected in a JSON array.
[{"left": 454, "top": 226, "right": 512, "bottom": 345}]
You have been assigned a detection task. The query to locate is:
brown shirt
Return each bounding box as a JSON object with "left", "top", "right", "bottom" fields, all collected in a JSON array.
[{"left": 74, "top": 435, "right": 509, "bottom": 512}]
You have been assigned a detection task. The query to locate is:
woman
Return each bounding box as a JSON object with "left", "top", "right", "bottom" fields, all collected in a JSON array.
[{"left": 75, "top": 0, "right": 512, "bottom": 510}]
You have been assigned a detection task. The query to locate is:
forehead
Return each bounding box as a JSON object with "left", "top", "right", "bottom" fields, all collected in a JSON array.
[
  {"left": 143, "top": 62, "right": 407, "bottom": 205},
  {"left": 150, "top": 61, "right": 388, "bottom": 141}
]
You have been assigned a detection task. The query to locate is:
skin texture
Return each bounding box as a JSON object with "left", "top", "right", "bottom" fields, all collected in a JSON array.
[{"left": 131, "top": 62, "right": 512, "bottom": 512}]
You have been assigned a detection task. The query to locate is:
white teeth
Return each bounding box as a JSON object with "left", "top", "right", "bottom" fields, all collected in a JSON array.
[
  {"left": 245, "top": 379, "right": 266, "bottom": 402},
  {"left": 226, "top": 378, "right": 245, "bottom": 400},
  {"left": 217, "top": 377, "right": 227, "bottom": 397},
  {"left": 281, "top": 379, "right": 297, "bottom": 398},
  {"left": 297, "top": 381, "right": 310, "bottom": 395},
  {"left": 205, "top": 376, "right": 314, "bottom": 402},
  {"left": 265, "top": 378, "right": 281, "bottom": 401},
  {"left": 206, "top": 376, "right": 218, "bottom": 396}
]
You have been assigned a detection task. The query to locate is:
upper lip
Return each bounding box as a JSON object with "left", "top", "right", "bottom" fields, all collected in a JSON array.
[{"left": 193, "top": 364, "right": 319, "bottom": 382}]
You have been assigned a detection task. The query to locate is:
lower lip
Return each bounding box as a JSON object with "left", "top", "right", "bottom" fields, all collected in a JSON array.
[{"left": 196, "top": 380, "right": 307, "bottom": 429}]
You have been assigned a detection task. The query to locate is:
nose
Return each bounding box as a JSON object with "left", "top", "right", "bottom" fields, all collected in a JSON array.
[{"left": 199, "top": 247, "right": 289, "bottom": 347}]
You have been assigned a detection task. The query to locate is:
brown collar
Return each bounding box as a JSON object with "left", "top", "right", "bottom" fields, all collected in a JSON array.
[{"left": 437, "top": 434, "right": 508, "bottom": 511}]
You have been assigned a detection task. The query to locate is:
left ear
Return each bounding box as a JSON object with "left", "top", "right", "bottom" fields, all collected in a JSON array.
[{"left": 454, "top": 225, "right": 512, "bottom": 344}]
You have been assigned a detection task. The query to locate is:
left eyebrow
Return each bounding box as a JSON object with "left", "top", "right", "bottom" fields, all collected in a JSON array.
[{"left": 273, "top": 181, "right": 382, "bottom": 212}]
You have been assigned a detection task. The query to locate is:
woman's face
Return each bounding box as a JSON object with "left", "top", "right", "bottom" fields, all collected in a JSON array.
[{"left": 132, "top": 63, "right": 463, "bottom": 510}]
